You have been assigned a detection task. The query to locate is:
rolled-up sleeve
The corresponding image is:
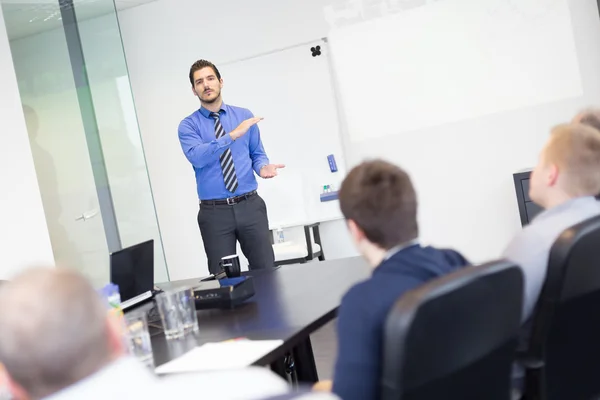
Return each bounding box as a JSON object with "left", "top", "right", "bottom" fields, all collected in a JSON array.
[
  {"left": 178, "top": 118, "right": 233, "bottom": 169},
  {"left": 247, "top": 114, "right": 270, "bottom": 176}
]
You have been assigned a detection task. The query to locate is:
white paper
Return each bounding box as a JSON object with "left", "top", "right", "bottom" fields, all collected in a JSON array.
[{"left": 154, "top": 340, "right": 284, "bottom": 375}]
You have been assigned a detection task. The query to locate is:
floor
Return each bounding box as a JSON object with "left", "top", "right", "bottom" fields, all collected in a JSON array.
[{"left": 310, "top": 319, "right": 338, "bottom": 380}]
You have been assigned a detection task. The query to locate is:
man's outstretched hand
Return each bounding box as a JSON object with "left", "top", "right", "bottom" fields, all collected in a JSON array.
[{"left": 260, "top": 164, "right": 286, "bottom": 179}]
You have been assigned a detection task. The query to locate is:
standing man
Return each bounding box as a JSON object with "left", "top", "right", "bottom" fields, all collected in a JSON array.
[{"left": 178, "top": 60, "right": 284, "bottom": 274}]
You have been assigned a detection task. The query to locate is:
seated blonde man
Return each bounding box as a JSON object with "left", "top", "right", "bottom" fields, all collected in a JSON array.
[
  {"left": 0, "top": 268, "right": 337, "bottom": 400},
  {"left": 502, "top": 123, "right": 600, "bottom": 391},
  {"left": 503, "top": 123, "right": 600, "bottom": 325}
]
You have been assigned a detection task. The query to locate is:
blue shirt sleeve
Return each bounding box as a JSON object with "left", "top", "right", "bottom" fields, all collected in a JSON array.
[
  {"left": 332, "top": 285, "right": 381, "bottom": 400},
  {"left": 178, "top": 117, "right": 234, "bottom": 169},
  {"left": 247, "top": 112, "right": 270, "bottom": 176}
]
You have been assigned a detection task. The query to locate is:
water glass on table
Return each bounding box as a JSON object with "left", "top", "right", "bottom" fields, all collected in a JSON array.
[
  {"left": 155, "top": 290, "right": 186, "bottom": 339},
  {"left": 125, "top": 311, "right": 154, "bottom": 367},
  {"left": 177, "top": 287, "right": 199, "bottom": 335}
]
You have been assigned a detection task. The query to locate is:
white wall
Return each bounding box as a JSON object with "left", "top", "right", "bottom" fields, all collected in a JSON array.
[
  {"left": 117, "top": 0, "right": 600, "bottom": 279},
  {"left": 0, "top": 6, "right": 54, "bottom": 279}
]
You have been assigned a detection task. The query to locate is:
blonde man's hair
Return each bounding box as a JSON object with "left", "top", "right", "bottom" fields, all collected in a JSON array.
[
  {"left": 545, "top": 123, "right": 600, "bottom": 196},
  {"left": 576, "top": 108, "right": 600, "bottom": 132},
  {"left": 0, "top": 268, "right": 111, "bottom": 399}
]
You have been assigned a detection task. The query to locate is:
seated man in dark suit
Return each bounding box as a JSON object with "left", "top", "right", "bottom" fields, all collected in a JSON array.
[{"left": 315, "top": 160, "right": 469, "bottom": 400}]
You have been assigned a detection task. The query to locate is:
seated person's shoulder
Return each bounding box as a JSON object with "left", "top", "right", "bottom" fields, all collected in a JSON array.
[
  {"left": 502, "top": 225, "right": 547, "bottom": 259},
  {"left": 339, "top": 274, "right": 404, "bottom": 327},
  {"left": 414, "top": 246, "right": 470, "bottom": 276},
  {"left": 160, "top": 367, "right": 289, "bottom": 399},
  {"left": 337, "top": 280, "right": 389, "bottom": 334},
  {"left": 437, "top": 248, "right": 470, "bottom": 268},
  {"left": 340, "top": 279, "right": 377, "bottom": 310}
]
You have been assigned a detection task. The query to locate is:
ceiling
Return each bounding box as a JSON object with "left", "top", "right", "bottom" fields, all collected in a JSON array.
[{"left": 1, "top": 0, "right": 158, "bottom": 40}]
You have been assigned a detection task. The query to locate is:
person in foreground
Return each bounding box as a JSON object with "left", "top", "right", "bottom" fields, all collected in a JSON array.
[
  {"left": 502, "top": 122, "right": 600, "bottom": 324},
  {"left": 0, "top": 267, "right": 320, "bottom": 400},
  {"left": 314, "top": 160, "right": 469, "bottom": 400}
]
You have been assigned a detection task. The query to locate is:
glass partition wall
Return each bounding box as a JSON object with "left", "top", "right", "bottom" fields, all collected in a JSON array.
[{"left": 1, "top": 0, "right": 167, "bottom": 286}]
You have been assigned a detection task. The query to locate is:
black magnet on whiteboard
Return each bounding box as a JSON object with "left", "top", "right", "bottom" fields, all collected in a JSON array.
[{"left": 311, "top": 45, "right": 322, "bottom": 57}]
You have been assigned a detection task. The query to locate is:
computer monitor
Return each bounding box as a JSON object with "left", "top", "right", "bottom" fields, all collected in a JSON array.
[{"left": 110, "top": 240, "right": 154, "bottom": 306}]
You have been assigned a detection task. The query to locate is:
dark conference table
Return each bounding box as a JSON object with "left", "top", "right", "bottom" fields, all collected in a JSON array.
[{"left": 148, "top": 256, "right": 369, "bottom": 382}]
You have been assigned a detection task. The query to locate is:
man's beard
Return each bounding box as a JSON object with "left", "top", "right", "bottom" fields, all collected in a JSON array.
[{"left": 201, "top": 89, "right": 220, "bottom": 104}]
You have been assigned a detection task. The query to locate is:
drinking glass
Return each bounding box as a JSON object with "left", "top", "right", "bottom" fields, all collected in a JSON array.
[
  {"left": 155, "top": 291, "right": 185, "bottom": 340},
  {"left": 124, "top": 311, "right": 154, "bottom": 367},
  {"left": 177, "top": 287, "right": 199, "bottom": 335}
]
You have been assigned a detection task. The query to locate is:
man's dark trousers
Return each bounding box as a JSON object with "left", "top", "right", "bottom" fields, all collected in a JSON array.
[{"left": 198, "top": 193, "right": 275, "bottom": 274}]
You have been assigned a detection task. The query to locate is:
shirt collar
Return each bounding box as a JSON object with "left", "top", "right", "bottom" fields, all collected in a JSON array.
[
  {"left": 199, "top": 102, "right": 228, "bottom": 118},
  {"left": 384, "top": 238, "right": 419, "bottom": 261},
  {"left": 534, "top": 196, "right": 598, "bottom": 223},
  {"left": 43, "top": 357, "right": 156, "bottom": 400}
]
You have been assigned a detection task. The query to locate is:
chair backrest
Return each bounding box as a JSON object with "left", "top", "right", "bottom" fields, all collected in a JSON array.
[
  {"left": 381, "top": 259, "right": 523, "bottom": 400},
  {"left": 525, "top": 214, "right": 600, "bottom": 400}
]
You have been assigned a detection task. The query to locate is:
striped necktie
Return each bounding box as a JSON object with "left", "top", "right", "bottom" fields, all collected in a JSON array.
[{"left": 210, "top": 112, "right": 238, "bottom": 193}]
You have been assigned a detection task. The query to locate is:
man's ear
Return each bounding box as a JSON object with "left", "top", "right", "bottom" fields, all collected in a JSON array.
[
  {"left": 191, "top": 86, "right": 198, "bottom": 97},
  {"left": 219, "top": 78, "right": 224, "bottom": 89},
  {"left": 347, "top": 219, "right": 366, "bottom": 244},
  {"left": 0, "top": 364, "right": 28, "bottom": 400},
  {"left": 547, "top": 163, "right": 560, "bottom": 187},
  {"left": 105, "top": 314, "right": 127, "bottom": 358}
]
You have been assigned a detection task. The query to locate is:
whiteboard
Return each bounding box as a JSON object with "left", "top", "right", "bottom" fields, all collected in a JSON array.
[
  {"left": 329, "top": 0, "right": 582, "bottom": 143},
  {"left": 219, "top": 40, "right": 346, "bottom": 228},
  {"left": 323, "top": 0, "right": 597, "bottom": 266}
]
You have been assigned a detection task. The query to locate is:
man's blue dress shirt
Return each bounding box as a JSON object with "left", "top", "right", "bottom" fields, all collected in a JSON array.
[{"left": 178, "top": 103, "right": 270, "bottom": 200}]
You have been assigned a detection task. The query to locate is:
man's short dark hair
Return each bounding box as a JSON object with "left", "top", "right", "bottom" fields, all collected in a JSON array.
[
  {"left": 189, "top": 59, "right": 221, "bottom": 86},
  {"left": 339, "top": 160, "right": 418, "bottom": 250}
]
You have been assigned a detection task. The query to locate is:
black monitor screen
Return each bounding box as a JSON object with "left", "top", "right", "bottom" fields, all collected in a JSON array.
[{"left": 110, "top": 240, "right": 154, "bottom": 302}]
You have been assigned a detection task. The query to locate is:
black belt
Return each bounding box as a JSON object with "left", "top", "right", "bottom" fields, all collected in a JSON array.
[{"left": 200, "top": 190, "right": 257, "bottom": 206}]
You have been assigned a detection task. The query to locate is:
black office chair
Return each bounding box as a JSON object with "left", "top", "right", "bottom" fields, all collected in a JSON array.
[
  {"left": 521, "top": 215, "right": 600, "bottom": 400},
  {"left": 381, "top": 259, "right": 523, "bottom": 400}
]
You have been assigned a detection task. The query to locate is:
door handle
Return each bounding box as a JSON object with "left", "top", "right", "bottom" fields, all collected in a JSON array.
[{"left": 75, "top": 209, "right": 99, "bottom": 222}]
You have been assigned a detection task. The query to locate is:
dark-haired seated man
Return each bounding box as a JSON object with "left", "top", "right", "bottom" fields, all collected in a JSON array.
[{"left": 315, "top": 160, "right": 469, "bottom": 400}]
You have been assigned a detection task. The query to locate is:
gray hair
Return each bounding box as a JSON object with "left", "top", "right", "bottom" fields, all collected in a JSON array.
[
  {"left": 575, "top": 108, "right": 600, "bottom": 132},
  {"left": 0, "top": 268, "right": 111, "bottom": 399}
]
